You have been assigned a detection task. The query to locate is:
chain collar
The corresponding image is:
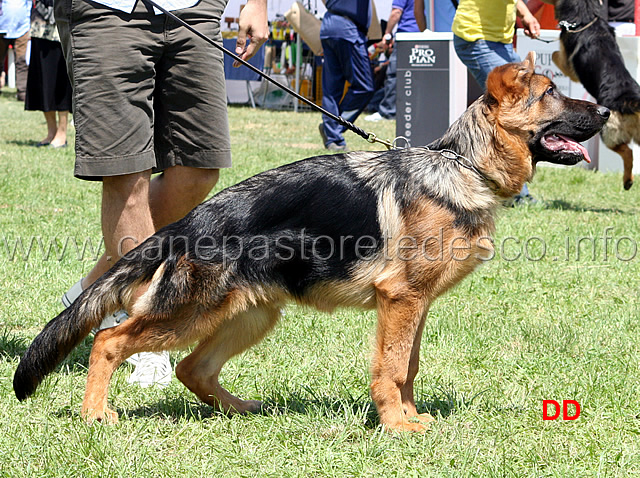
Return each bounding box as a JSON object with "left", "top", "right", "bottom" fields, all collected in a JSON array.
[
  {"left": 558, "top": 17, "right": 598, "bottom": 33},
  {"left": 429, "top": 148, "right": 500, "bottom": 192}
]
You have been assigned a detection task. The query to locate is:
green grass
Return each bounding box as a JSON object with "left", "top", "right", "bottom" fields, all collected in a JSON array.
[{"left": 1, "top": 88, "right": 640, "bottom": 477}]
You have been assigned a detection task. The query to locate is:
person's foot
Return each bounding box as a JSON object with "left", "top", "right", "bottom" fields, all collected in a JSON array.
[
  {"left": 50, "top": 133, "right": 68, "bottom": 148},
  {"left": 326, "top": 142, "right": 347, "bottom": 151},
  {"left": 318, "top": 122, "right": 329, "bottom": 146},
  {"left": 510, "top": 194, "right": 539, "bottom": 206},
  {"left": 318, "top": 123, "right": 346, "bottom": 151},
  {"left": 36, "top": 135, "right": 55, "bottom": 147}
]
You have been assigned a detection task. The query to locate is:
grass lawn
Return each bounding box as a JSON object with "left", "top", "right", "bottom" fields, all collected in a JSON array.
[{"left": 1, "top": 87, "right": 640, "bottom": 477}]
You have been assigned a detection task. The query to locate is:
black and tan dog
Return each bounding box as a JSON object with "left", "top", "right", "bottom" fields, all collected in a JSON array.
[
  {"left": 553, "top": 0, "right": 639, "bottom": 190},
  {"left": 14, "top": 53, "right": 608, "bottom": 432}
]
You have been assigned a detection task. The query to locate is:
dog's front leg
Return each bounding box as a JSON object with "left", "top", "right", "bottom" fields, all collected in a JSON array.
[
  {"left": 371, "top": 283, "right": 431, "bottom": 432},
  {"left": 400, "top": 309, "right": 434, "bottom": 426}
]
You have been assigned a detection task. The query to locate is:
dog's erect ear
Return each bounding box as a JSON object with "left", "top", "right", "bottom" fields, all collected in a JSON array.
[
  {"left": 522, "top": 51, "right": 536, "bottom": 71},
  {"left": 485, "top": 54, "right": 534, "bottom": 105}
]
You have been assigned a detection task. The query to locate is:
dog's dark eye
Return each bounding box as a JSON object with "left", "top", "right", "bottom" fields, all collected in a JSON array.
[{"left": 545, "top": 86, "right": 554, "bottom": 96}]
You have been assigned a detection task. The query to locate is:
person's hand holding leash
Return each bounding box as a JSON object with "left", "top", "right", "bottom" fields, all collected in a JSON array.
[{"left": 234, "top": 0, "right": 268, "bottom": 67}]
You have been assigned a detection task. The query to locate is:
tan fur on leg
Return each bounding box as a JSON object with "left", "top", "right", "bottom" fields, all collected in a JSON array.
[
  {"left": 552, "top": 46, "right": 580, "bottom": 82},
  {"left": 370, "top": 281, "right": 430, "bottom": 432},
  {"left": 81, "top": 327, "right": 128, "bottom": 423}
]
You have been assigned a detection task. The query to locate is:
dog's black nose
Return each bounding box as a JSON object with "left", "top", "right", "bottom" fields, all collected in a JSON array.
[{"left": 597, "top": 106, "right": 610, "bottom": 119}]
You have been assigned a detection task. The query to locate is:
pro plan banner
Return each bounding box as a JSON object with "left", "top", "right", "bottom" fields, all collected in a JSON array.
[
  {"left": 403, "top": 43, "right": 447, "bottom": 69},
  {"left": 396, "top": 39, "right": 451, "bottom": 147}
]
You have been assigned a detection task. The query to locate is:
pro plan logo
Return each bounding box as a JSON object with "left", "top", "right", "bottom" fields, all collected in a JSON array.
[
  {"left": 408, "top": 44, "right": 436, "bottom": 67},
  {"left": 543, "top": 400, "right": 581, "bottom": 421}
]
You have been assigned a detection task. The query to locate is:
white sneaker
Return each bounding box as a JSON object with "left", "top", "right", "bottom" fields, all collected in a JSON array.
[
  {"left": 126, "top": 351, "right": 172, "bottom": 388},
  {"left": 364, "top": 112, "right": 385, "bottom": 122}
]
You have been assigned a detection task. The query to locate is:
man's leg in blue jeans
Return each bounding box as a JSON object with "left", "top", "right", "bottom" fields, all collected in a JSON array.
[
  {"left": 453, "top": 36, "right": 520, "bottom": 89},
  {"left": 338, "top": 38, "right": 375, "bottom": 126},
  {"left": 378, "top": 48, "right": 397, "bottom": 119},
  {"left": 321, "top": 37, "right": 374, "bottom": 147},
  {"left": 321, "top": 38, "right": 348, "bottom": 147}
]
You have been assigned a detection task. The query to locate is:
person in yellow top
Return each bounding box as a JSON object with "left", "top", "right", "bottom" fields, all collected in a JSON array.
[
  {"left": 452, "top": 0, "right": 541, "bottom": 204},
  {"left": 452, "top": 0, "right": 541, "bottom": 88}
]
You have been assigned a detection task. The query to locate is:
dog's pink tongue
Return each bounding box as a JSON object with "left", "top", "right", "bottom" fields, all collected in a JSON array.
[{"left": 557, "top": 134, "right": 591, "bottom": 163}]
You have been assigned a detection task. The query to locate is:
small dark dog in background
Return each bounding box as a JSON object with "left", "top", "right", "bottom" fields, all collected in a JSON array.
[{"left": 553, "top": 0, "right": 639, "bottom": 190}]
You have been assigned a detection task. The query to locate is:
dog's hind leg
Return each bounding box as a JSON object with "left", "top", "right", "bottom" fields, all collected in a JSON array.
[
  {"left": 612, "top": 143, "right": 634, "bottom": 190},
  {"left": 81, "top": 311, "right": 189, "bottom": 423},
  {"left": 371, "top": 283, "right": 430, "bottom": 432},
  {"left": 175, "top": 304, "right": 281, "bottom": 415},
  {"left": 81, "top": 323, "right": 146, "bottom": 423}
]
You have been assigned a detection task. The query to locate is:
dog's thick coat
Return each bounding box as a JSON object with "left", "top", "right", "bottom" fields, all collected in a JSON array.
[
  {"left": 553, "top": 0, "right": 640, "bottom": 190},
  {"left": 14, "top": 54, "right": 608, "bottom": 431}
]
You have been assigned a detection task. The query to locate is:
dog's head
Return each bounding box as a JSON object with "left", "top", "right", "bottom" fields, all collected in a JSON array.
[{"left": 485, "top": 51, "right": 609, "bottom": 166}]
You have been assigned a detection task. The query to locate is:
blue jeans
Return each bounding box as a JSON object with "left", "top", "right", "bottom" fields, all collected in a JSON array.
[
  {"left": 320, "top": 37, "right": 374, "bottom": 146},
  {"left": 377, "top": 48, "right": 397, "bottom": 119},
  {"left": 453, "top": 35, "right": 520, "bottom": 89}
]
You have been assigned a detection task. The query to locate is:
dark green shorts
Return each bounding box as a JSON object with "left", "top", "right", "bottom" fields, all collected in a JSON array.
[{"left": 55, "top": 0, "right": 231, "bottom": 180}]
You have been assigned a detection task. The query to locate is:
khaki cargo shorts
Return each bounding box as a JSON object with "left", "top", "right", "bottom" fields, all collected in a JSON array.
[{"left": 55, "top": 0, "right": 231, "bottom": 180}]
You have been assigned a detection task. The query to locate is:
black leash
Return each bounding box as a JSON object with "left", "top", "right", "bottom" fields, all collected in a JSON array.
[{"left": 142, "top": 0, "right": 395, "bottom": 149}]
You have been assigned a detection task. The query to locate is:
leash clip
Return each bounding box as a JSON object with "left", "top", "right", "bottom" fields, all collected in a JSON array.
[{"left": 366, "top": 132, "right": 397, "bottom": 150}]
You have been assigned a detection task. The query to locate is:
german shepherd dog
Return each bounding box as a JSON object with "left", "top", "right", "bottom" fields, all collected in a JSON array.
[
  {"left": 553, "top": 0, "right": 639, "bottom": 190},
  {"left": 13, "top": 53, "right": 608, "bottom": 432}
]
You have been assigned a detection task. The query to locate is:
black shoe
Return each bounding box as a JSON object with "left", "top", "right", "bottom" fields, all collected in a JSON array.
[
  {"left": 511, "top": 194, "right": 538, "bottom": 206},
  {"left": 319, "top": 123, "right": 346, "bottom": 151}
]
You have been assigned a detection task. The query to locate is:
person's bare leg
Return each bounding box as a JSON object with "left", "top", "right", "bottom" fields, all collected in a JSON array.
[
  {"left": 50, "top": 111, "right": 69, "bottom": 147},
  {"left": 83, "top": 170, "right": 155, "bottom": 288},
  {"left": 82, "top": 166, "right": 218, "bottom": 288},
  {"left": 149, "top": 165, "right": 220, "bottom": 229},
  {"left": 41, "top": 111, "right": 57, "bottom": 144}
]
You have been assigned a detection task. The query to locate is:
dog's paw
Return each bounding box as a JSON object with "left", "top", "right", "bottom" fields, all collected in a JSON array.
[
  {"left": 81, "top": 406, "right": 119, "bottom": 424},
  {"left": 414, "top": 412, "right": 436, "bottom": 424},
  {"left": 382, "top": 417, "right": 434, "bottom": 433},
  {"left": 227, "top": 399, "right": 264, "bottom": 415}
]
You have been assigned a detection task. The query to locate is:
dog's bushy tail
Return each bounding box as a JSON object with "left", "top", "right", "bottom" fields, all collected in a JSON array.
[{"left": 13, "top": 235, "right": 168, "bottom": 401}]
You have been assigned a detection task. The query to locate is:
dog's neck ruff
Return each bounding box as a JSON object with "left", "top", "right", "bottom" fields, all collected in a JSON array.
[
  {"left": 558, "top": 17, "right": 598, "bottom": 34},
  {"left": 429, "top": 148, "right": 500, "bottom": 193}
]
